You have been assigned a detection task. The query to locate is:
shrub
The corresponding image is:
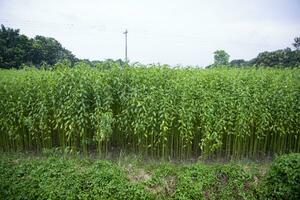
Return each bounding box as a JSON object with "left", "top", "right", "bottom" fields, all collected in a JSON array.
[{"left": 261, "top": 153, "right": 300, "bottom": 200}]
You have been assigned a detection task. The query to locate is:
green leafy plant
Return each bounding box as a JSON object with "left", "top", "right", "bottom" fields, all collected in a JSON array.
[
  {"left": 260, "top": 153, "right": 300, "bottom": 200},
  {"left": 0, "top": 66, "right": 299, "bottom": 159}
]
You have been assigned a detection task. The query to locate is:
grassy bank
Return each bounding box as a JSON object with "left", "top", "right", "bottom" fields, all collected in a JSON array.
[{"left": 1, "top": 152, "right": 299, "bottom": 199}]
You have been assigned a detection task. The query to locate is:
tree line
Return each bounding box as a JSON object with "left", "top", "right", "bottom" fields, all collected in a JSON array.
[
  {"left": 211, "top": 37, "right": 300, "bottom": 68},
  {"left": 0, "top": 25, "right": 76, "bottom": 69},
  {"left": 1, "top": 24, "right": 299, "bottom": 69}
]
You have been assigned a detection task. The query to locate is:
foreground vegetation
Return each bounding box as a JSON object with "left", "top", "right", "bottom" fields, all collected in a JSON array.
[
  {"left": 0, "top": 65, "right": 299, "bottom": 159},
  {"left": 0, "top": 152, "right": 299, "bottom": 200}
]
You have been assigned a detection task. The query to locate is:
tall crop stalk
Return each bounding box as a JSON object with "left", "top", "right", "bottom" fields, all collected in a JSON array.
[{"left": 0, "top": 66, "right": 299, "bottom": 159}]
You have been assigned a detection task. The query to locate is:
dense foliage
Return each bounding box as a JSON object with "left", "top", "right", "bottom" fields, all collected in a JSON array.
[
  {"left": 0, "top": 25, "right": 76, "bottom": 69},
  {"left": 214, "top": 50, "right": 230, "bottom": 65},
  {"left": 293, "top": 37, "right": 300, "bottom": 50},
  {"left": 261, "top": 153, "right": 300, "bottom": 200},
  {"left": 0, "top": 64, "right": 299, "bottom": 159},
  {"left": 227, "top": 49, "right": 300, "bottom": 68},
  {"left": 1, "top": 153, "right": 299, "bottom": 200},
  {"left": 228, "top": 37, "right": 300, "bottom": 68},
  {"left": 0, "top": 153, "right": 152, "bottom": 200},
  {"left": 229, "top": 59, "right": 247, "bottom": 67},
  {"left": 212, "top": 37, "right": 300, "bottom": 68},
  {"left": 0, "top": 152, "right": 263, "bottom": 200},
  {"left": 249, "top": 48, "right": 300, "bottom": 68}
]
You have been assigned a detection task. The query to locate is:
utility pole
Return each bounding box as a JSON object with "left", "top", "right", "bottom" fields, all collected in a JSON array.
[{"left": 123, "top": 29, "right": 128, "bottom": 62}]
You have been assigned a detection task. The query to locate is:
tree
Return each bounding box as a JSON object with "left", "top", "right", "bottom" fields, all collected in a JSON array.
[
  {"left": 214, "top": 50, "right": 230, "bottom": 65},
  {"left": 252, "top": 48, "right": 300, "bottom": 67},
  {"left": 0, "top": 24, "right": 76, "bottom": 69},
  {"left": 206, "top": 37, "right": 300, "bottom": 68},
  {"left": 230, "top": 59, "right": 247, "bottom": 67},
  {"left": 30, "top": 35, "right": 76, "bottom": 66},
  {"left": 293, "top": 37, "right": 300, "bottom": 50},
  {"left": 0, "top": 25, "right": 32, "bottom": 68}
]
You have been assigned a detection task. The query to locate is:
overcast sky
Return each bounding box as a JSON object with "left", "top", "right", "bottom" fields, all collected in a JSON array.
[{"left": 0, "top": 0, "right": 299, "bottom": 66}]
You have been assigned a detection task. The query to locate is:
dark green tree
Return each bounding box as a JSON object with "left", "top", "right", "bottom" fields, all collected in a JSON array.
[
  {"left": 0, "top": 25, "right": 32, "bottom": 68},
  {"left": 252, "top": 48, "right": 300, "bottom": 67},
  {"left": 230, "top": 59, "right": 247, "bottom": 67},
  {"left": 293, "top": 37, "right": 300, "bottom": 50},
  {"left": 213, "top": 50, "right": 230, "bottom": 65},
  {"left": 30, "top": 35, "right": 76, "bottom": 66},
  {"left": 0, "top": 24, "right": 76, "bottom": 68}
]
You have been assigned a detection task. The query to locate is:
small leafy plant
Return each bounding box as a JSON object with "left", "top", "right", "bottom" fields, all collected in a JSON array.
[{"left": 260, "top": 153, "right": 300, "bottom": 200}]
